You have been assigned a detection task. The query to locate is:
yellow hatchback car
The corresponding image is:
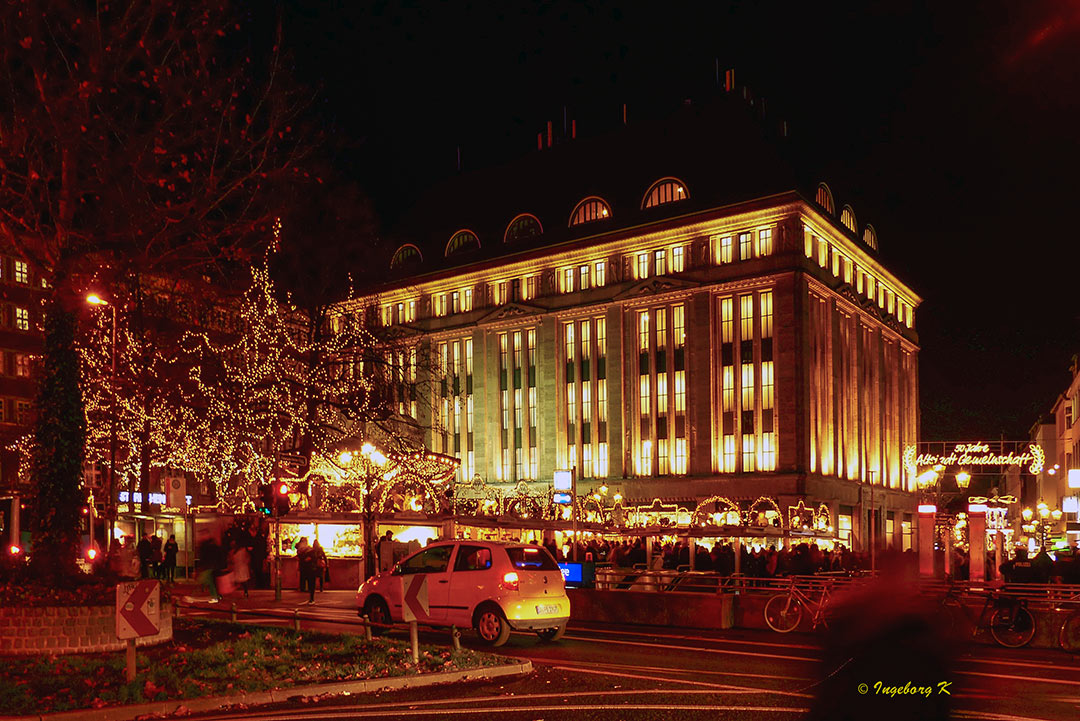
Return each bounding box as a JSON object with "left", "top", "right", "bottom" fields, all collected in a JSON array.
[{"left": 357, "top": 540, "right": 570, "bottom": 646}]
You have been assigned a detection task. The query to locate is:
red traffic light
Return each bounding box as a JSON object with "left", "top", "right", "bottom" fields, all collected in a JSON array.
[
  {"left": 9, "top": 545, "right": 21, "bottom": 556},
  {"left": 277, "top": 482, "right": 291, "bottom": 496}
]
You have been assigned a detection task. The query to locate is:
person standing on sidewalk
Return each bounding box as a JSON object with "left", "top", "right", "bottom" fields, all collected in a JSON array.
[{"left": 162, "top": 534, "right": 179, "bottom": 582}]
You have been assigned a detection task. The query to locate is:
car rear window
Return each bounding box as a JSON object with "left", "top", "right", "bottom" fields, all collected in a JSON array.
[{"left": 505, "top": 546, "right": 559, "bottom": 571}]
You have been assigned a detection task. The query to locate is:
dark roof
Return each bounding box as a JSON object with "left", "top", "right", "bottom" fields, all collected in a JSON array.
[{"left": 384, "top": 95, "right": 813, "bottom": 278}]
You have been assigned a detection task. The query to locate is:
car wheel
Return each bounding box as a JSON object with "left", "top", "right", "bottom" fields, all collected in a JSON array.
[
  {"left": 362, "top": 596, "right": 391, "bottom": 636},
  {"left": 474, "top": 604, "right": 511, "bottom": 647},
  {"left": 536, "top": 623, "right": 566, "bottom": 642}
]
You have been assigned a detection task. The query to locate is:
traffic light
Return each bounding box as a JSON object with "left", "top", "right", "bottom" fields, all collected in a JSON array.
[
  {"left": 274, "top": 482, "right": 291, "bottom": 517},
  {"left": 257, "top": 484, "right": 273, "bottom": 514}
]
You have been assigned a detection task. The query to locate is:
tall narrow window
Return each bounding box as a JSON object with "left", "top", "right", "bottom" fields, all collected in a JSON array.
[
  {"left": 740, "top": 294, "right": 756, "bottom": 472},
  {"left": 757, "top": 228, "right": 773, "bottom": 257},
  {"left": 739, "top": 232, "right": 752, "bottom": 261},
  {"left": 654, "top": 249, "right": 666, "bottom": 276},
  {"left": 579, "top": 265, "right": 590, "bottom": 291},
  {"left": 671, "top": 246, "right": 684, "bottom": 273},
  {"left": 720, "top": 297, "right": 736, "bottom": 472},
  {"left": 760, "top": 291, "right": 776, "bottom": 471},
  {"left": 594, "top": 261, "right": 606, "bottom": 288},
  {"left": 463, "top": 288, "right": 473, "bottom": 312},
  {"left": 561, "top": 267, "right": 574, "bottom": 294},
  {"left": 717, "top": 236, "right": 733, "bottom": 264},
  {"left": 637, "top": 253, "right": 649, "bottom": 280}
]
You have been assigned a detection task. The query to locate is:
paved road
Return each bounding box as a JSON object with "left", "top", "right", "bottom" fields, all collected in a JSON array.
[{"left": 178, "top": 589, "right": 1080, "bottom": 720}]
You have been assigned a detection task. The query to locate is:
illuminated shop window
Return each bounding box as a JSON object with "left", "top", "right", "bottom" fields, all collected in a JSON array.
[
  {"left": 838, "top": 508, "right": 853, "bottom": 545},
  {"left": 569, "top": 197, "right": 611, "bottom": 226},
  {"left": 445, "top": 230, "right": 480, "bottom": 257},
  {"left": 505, "top": 214, "right": 543, "bottom": 243},
  {"left": 642, "top": 177, "right": 688, "bottom": 209}
]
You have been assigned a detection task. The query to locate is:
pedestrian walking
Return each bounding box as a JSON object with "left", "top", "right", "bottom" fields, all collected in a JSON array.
[
  {"left": 313, "top": 539, "right": 329, "bottom": 591},
  {"left": 197, "top": 534, "right": 224, "bottom": 602},
  {"left": 163, "top": 534, "right": 179, "bottom": 582},
  {"left": 229, "top": 542, "right": 251, "bottom": 598},
  {"left": 297, "top": 537, "right": 318, "bottom": 604}
]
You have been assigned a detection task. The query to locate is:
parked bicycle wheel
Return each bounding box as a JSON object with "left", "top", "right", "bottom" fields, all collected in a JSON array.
[
  {"left": 1059, "top": 612, "right": 1080, "bottom": 653},
  {"left": 989, "top": 605, "right": 1036, "bottom": 648},
  {"left": 764, "top": 594, "right": 803, "bottom": 633}
]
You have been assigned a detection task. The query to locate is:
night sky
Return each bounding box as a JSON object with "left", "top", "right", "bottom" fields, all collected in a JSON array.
[{"left": 279, "top": 0, "right": 1080, "bottom": 442}]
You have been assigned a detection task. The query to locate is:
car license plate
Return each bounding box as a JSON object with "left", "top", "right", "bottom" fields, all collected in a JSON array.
[{"left": 535, "top": 603, "right": 559, "bottom": 615}]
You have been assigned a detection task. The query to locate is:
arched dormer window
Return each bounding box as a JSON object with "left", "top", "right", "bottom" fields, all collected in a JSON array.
[
  {"left": 390, "top": 243, "right": 423, "bottom": 269},
  {"left": 815, "top": 183, "right": 835, "bottom": 215},
  {"left": 862, "top": 224, "right": 879, "bottom": 251},
  {"left": 445, "top": 229, "right": 480, "bottom": 257},
  {"left": 840, "top": 205, "right": 857, "bottom": 234},
  {"left": 569, "top": 196, "right": 611, "bottom": 227},
  {"left": 504, "top": 213, "right": 543, "bottom": 243},
  {"left": 642, "top": 177, "right": 689, "bottom": 209}
]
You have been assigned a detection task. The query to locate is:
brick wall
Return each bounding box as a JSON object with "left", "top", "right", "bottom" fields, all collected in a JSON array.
[{"left": 0, "top": 604, "right": 173, "bottom": 655}]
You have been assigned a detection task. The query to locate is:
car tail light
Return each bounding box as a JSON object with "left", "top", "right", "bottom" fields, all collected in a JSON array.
[{"left": 501, "top": 571, "right": 520, "bottom": 591}]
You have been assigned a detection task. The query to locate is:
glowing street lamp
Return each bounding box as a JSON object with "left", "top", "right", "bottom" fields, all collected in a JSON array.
[{"left": 956, "top": 470, "right": 971, "bottom": 490}]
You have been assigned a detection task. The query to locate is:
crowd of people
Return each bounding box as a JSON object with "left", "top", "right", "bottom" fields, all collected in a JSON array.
[
  {"left": 542, "top": 536, "right": 911, "bottom": 578},
  {"left": 105, "top": 532, "right": 179, "bottom": 581}
]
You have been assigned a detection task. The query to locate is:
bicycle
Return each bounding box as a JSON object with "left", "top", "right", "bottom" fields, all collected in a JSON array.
[
  {"left": 763, "top": 577, "right": 832, "bottom": 633},
  {"left": 940, "top": 585, "right": 1036, "bottom": 648},
  {"left": 1052, "top": 592, "right": 1080, "bottom": 653}
]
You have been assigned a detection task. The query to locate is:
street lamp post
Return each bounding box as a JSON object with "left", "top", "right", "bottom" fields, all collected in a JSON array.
[{"left": 86, "top": 295, "right": 119, "bottom": 540}]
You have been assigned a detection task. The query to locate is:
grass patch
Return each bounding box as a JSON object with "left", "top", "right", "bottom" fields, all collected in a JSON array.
[{"left": 0, "top": 617, "right": 510, "bottom": 714}]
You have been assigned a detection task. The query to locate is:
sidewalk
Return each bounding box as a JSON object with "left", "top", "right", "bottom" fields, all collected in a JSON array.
[{"left": 173, "top": 585, "right": 358, "bottom": 612}]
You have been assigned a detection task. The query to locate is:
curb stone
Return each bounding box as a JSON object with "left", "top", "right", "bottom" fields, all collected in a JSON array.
[{"left": 0, "top": 659, "right": 533, "bottom": 721}]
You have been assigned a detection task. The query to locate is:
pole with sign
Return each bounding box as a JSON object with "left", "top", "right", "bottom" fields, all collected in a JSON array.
[
  {"left": 553, "top": 469, "right": 576, "bottom": 561},
  {"left": 116, "top": 580, "right": 160, "bottom": 681}
]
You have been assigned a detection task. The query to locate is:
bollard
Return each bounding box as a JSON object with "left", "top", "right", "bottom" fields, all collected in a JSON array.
[
  {"left": 294, "top": 609, "right": 301, "bottom": 632},
  {"left": 409, "top": 620, "right": 419, "bottom": 663},
  {"left": 451, "top": 625, "right": 461, "bottom": 652},
  {"left": 362, "top": 615, "right": 372, "bottom": 641},
  {"left": 231, "top": 602, "right": 237, "bottom": 622}
]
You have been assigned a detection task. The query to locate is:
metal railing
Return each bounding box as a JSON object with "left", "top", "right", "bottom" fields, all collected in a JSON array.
[
  {"left": 588, "top": 567, "right": 874, "bottom": 595},
  {"left": 172, "top": 600, "right": 464, "bottom": 660}
]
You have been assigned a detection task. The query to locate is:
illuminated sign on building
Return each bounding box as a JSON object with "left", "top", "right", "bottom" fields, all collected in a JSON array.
[
  {"left": 118, "top": 491, "right": 167, "bottom": 505},
  {"left": 904, "top": 441, "right": 1044, "bottom": 476}
]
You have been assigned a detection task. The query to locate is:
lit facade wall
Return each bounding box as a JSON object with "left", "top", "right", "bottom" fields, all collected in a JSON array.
[{"left": 343, "top": 192, "right": 922, "bottom": 545}]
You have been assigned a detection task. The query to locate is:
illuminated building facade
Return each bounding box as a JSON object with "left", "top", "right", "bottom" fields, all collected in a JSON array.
[
  {"left": 1029, "top": 354, "right": 1080, "bottom": 546},
  {"left": 343, "top": 102, "right": 922, "bottom": 550}
]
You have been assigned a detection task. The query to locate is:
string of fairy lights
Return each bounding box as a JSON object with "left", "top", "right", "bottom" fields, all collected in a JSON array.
[{"left": 13, "top": 223, "right": 427, "bottom": 514}]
